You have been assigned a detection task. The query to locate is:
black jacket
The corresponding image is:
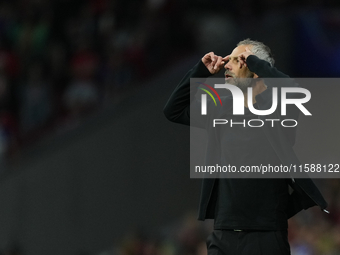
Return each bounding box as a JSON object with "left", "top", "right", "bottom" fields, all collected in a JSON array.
[{"left": 164, "top": 55, "right": 328, "bottom": 221}]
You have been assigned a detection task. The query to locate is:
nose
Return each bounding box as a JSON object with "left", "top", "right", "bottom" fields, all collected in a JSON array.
[{"left": 224, "top": 60, "right": 231, "bottom": 70}]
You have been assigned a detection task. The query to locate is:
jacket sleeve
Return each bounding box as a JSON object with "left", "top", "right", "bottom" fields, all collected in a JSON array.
[
  {"left": 286, "top": 183, "right": 314, "bottom": 219},
  {"left": 286, "top": 178, "right": 328, "bottom": 219},
  {"left": 246, "top": 55, "right": 289, "bottom": 78},
  {"left": 163, "top": 60, "right": 212, "bottom": 127},
  {"left": 247, "top": 55, "right": 301, "bottom": 146}
]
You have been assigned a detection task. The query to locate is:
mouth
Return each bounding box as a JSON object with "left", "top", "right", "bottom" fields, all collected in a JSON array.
[{"left": 225, "top": 74, "right": 233, "bottom": 79}]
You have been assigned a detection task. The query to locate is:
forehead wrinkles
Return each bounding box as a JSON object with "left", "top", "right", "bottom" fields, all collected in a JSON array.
[
  {"left": 228, "top": 56, "right": 238, "bottom": 61},
  {"left": 229, "top": 45, "right": 252, "bottom": 59}
]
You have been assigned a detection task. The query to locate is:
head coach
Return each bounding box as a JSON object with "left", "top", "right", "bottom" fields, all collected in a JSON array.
[{"left": 163, "top": 39, "right": 328, "bottom": 255}]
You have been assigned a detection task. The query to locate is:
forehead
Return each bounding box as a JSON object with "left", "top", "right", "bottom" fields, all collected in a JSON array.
[{"left": 230, "top": 45, "right": 251, "bottom": 58}]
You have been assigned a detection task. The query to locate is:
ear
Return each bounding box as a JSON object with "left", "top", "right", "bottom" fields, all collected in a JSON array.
[{"left": 253, "top": 73, "right": 259, "bottom": 78}]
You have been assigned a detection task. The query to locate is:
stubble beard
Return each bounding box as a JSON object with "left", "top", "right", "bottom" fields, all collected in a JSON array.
[{"left": 225, "top": 71, "right": 254, "bottom": 93}]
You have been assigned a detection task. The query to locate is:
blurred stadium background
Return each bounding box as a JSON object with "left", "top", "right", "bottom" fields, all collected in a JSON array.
[{"left": 0, "top": 0, "right": 339, "bottom": 254}]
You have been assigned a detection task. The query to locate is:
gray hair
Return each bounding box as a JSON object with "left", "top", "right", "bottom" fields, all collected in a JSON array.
[{"left": 237, "top": 39, "right": 275, "bottom": 67}]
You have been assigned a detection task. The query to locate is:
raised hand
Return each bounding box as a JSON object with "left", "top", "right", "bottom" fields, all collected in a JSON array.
[
  {"left": 201, "top": 52, "right": 227, "bottom": 74},
  {"left": 237, "top": 47, "right": 253, "bottom": 69}
]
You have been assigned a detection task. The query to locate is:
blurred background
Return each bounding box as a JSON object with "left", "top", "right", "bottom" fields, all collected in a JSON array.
[{"left": 0, "top": 0, "right": 339, "bottom": 254}]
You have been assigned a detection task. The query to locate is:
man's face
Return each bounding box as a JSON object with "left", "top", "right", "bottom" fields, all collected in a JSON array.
[{"left": 224, "top": 45, "right": 254, "bottom": 91}]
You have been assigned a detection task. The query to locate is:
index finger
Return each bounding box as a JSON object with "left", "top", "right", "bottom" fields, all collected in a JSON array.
[
  {"left": 222, "top": 55, "right": 230, "bottom": 61},
  {"left": 208, "top": 52, "right": 218, "bottom": 63}
]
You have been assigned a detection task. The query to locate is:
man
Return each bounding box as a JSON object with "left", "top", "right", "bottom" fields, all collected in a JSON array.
[{"left": 163, "top": 39, "right": 328, "bottom": 255}]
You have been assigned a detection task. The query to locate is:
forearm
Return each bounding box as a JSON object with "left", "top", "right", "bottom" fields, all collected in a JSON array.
[
  {"left": 246, "top": 55, "right": 289, "bottom": 78},
  {"left": 163, "top": 60, "right": 211, "bottom": 125}
]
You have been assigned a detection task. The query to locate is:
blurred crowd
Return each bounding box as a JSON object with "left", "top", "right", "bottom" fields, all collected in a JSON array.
[
  {"left": 2, "top": 192, "right": 340, "bottom": 255},
  {"left": 288, "top": 180, "right": 340, "bottom": 255},
  {"left": 96, "top": 180, "right": 340, "bottom": 255},
  {"left": 0, "top": 0, "right": 195, "bottom": 166},
  {"left": 0, "top": 0, "right": 339, "bottom": 164},
  {"left": 1, "top": 195, "right": 340, "bottom": 255},
  {"left": 0, "top": 0, "right": 339, "bottom": 255}
]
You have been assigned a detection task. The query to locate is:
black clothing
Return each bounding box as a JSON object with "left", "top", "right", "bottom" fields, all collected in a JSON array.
[
  {"left": 214, "top": 178, "right": 289, "bottom": 230},
  {"left": 206, "top": 229, "right": 290, "bottom": 255},
  {"left": 214, "top": 104, "right": 289, "bottom": 230},
  {"left": 219, "top": 103, "right": 282, "bottom": 169},
  {"left": 163, "top": 55, "right": 328, "bottom": 226}
]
